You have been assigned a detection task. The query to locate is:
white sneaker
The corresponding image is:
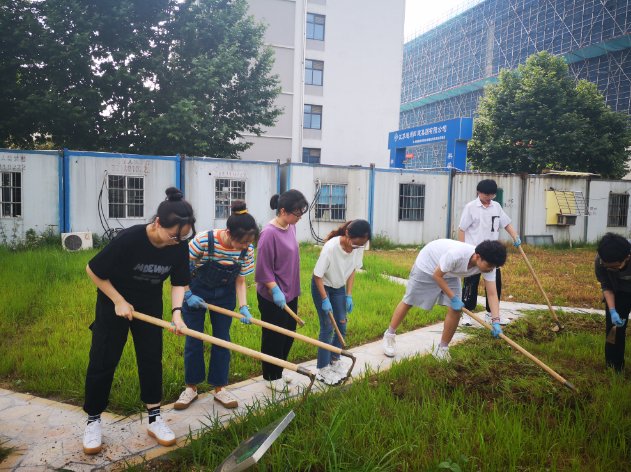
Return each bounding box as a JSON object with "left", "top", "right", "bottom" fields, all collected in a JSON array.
[
  {"left": 214, "top": 389, "right": 239, "bottom": 409},
  {"left": 267, "top": 378, "right": 291, "bottom": 393},
  {"left": 316, "top": 365, "right": 342, "bottom": 386},
  {"left": 147, "top": 416, "right": 176, "bottom": 447},
  {"left": 83, "top": 419, "right": 102, "bottom": 455},
  {"left": 459, "top": 314, "right": 473, "bottom": 326},
  {"left": 383, "top": 331, "right": 396, "bottom": 357},
  {"left": 282, "top": 374, "right": 293, "bottom": 384},
  {"left": 432, "top": 344, "right": 452, "bottom": 362},
  {"left": 330, "top": 358, "right": 350, "bottom": 376},
  {"left": 174, "top": 387, "right": 198, "bottom": 410}
]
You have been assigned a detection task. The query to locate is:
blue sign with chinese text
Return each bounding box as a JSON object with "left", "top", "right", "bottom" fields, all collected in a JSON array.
[{"left": 387, "top": 117, "right": 473, "bottom": 170}]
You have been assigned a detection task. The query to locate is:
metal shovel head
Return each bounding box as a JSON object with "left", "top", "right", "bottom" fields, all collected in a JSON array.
[
  {"left": 606, "top": 325, "right": 617, "bottom": 345},
  {"left": 214, "top": 410, "right": 296, "bottom": 472}
]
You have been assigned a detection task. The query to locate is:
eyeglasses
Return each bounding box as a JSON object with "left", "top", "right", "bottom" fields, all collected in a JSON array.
[
  {"left": 291, "top": 209, "right": 307, "bottom": 217},
  {"left": 167, "top": 228, "right": 194, "bottom": 242}
]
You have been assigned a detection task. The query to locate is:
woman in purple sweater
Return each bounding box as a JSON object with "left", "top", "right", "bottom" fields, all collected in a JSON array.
[{"left": 255, "top": 190, "right": 308, "bottom": 392}]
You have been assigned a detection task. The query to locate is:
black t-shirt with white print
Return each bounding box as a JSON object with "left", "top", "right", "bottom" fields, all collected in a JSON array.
[{"left": 88, "top": 224, "right": 190, "bottom": 313}]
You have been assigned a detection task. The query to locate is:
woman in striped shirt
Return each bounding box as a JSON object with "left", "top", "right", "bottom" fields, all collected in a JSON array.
[{"left": 174, "top": 200, "right": 258, "bottom": 410}]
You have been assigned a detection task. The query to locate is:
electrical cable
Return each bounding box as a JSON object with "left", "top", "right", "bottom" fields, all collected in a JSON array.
[{"left": 308, "top": 179, "right": 325, "bottom": 244}]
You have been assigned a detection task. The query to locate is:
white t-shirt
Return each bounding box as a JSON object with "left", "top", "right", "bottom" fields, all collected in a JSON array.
[
  {"left": 313, "top": 236, "right": 365, "bottom": 288},
  {"left": 459, "top": 197, "right": 511, "bottom": 245},
  {"left": 414, "top": 239, "right": 496, "bottom": 281}
]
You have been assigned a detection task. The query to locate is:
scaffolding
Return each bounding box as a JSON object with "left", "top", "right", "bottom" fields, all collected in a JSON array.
[{"left": 401, "top": 0, "right": 631, "bottom": 129}]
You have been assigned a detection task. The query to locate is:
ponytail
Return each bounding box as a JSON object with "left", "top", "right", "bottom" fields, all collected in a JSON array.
[
  {"left": 152, "top": 187, "right": 196, "bottom": 238},
  {"left": 227, "top": 200, "right": 259, "bottom": 242},
  {"left": 325, "top": 219, "right": 371, "bottom": 242}
]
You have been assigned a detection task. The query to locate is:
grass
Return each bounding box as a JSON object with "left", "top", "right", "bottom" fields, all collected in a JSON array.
[
  {"left": 0, "top": 244, "right": 444, "bottom": 414},
  {"left": 365, "top": 244, "right": 602, "bottom": 308},
  {"left": 132, "top": 312, "right": 631, "bottom": 471}
]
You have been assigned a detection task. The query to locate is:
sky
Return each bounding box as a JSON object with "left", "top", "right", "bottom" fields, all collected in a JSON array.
[{"left": 404, "top": 0, "right": 483, "bottom": 39}]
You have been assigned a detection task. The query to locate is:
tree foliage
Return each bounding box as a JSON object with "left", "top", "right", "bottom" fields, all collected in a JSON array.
[
  {"left": 468, "top": 51, "right": 631, "bottom": 178},
  {"left": 0, "top": 0, "right": 281, "bottom": 157}
]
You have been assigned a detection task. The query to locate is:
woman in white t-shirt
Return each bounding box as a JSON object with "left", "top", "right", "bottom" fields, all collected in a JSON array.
[{"left": 311, "top": 219, "right": 371, "bottom": 384}]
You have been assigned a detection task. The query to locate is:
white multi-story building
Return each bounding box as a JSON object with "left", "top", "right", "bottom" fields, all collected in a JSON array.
[{"left": 241, "top": 0, "right": 405, "bottom": 168}]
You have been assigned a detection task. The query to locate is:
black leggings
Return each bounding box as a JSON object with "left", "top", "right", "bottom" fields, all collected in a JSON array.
[
  {"left": 258, "top": 294, "right": 298, "bottom": 381},
  {"left": 462, "top": 267, "right": 502, "bottom": 312},
  {"left": 83, "top": 297, "right": 163, "bottom": 415},
  {"left": 605, "top": 292, "right": 630, "bottom": 372}
]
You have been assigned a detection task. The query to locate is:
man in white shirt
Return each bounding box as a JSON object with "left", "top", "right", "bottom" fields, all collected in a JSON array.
[
  {"left": 459, "top": 179, "right": 520, "bottom": 326},
  {"left": 382, "top": 239, "right": 507, "bottom": 360}
]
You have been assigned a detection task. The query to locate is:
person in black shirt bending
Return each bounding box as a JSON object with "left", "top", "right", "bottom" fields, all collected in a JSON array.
[
  {"left": 595, "top": 232, "right": 631, "bottom": 373},
  {"left": 82, "top": 187, "right": 196, "bottom": 455}
]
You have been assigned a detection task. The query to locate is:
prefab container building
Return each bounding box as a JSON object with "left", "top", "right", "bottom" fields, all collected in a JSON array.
[{"left": 0, "top": 149, "right": 60, "bottom": 242}]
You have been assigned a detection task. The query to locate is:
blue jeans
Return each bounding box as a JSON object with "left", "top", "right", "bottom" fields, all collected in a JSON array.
[
  {"left": 182, "top": 279, "right": 236, "bottom": 387},
  {"left": 311, "top": 278, "right": 347, "bottom": 368}
]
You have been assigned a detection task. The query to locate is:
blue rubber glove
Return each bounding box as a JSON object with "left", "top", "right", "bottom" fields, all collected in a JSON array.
[
  {"left": 239, "top": 305, "right": 253, "bottom": 324},
  {"left": 513, "top": 236, "right": 522, "bottom": 248},
  {"left": 450, "top": 295, "right": 464, "bottom": 311},
  {"left": 610, "top": 308, "right": 626, "bottom": 327},
  {"left": 322, "top": 297, "right": 333, "bottom": 313},
  {"left": 184, "top": 290, "right": 207, "bottom": 309},
  {"left": 491, "top": 321, "right": 503, "bottom": 338},
  {"left": 346, "top": 295, "right": 354, "bottom": 313},
  {"left": 270, "top": 285, "right": 286, "bottom": 309}
]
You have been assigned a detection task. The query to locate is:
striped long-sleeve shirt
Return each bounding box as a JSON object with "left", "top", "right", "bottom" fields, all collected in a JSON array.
[{"left": 188, "top": 229, "right": 255, "bottom": 277}]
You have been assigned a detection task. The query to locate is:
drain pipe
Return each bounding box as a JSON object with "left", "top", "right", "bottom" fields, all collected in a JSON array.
[{"left": 445, "top": 168, "right": 456, "bottom": 238}]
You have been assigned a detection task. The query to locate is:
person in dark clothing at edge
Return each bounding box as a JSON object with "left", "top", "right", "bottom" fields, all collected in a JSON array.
[
  {"left": 82, "top": 187, "right": 196, "bottom": 455},
  {"left": 595, "top": 232, "right": 631, "bottom": 372}
]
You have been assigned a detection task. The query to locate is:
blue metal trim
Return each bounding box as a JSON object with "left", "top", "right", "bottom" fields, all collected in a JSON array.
[
  {"left": 58, "top": 151, "right": 64, "bottom": 233},
  {"left": 176, "top": 154, "right": 182, "bottom": 192},
  {"left": 368, "top": 165, "right": 375, "bottom": 228},
  {"left": 187, "top": 157, "right": 277, "bottom": 166},
  {"left": 65, "top": 150, "right": 178, "bottom": 161},
  {"left": 446, "top": 169, "right": 455, "bottom": 238},
  {"left": 0, "top": 148, "right": 59, "bottom": 156},
  {"left": 374, "top": 167, "right": 450, "bottom": 176},
  {"left": 63, "top": 148, "right": 70, "bottom": 232}
]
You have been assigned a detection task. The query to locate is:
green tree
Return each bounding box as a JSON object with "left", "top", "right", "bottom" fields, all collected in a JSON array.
[
  {"left": 0, "top": 0, "right": 281, "bottom": 158},
  {"left": 468, "top": 51, "right": 631, "bottom": 178}
]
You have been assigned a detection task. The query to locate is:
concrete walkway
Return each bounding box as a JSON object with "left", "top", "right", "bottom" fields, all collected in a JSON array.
[{"left": 0, "top": 298, "right": 601, "bottom": 471}]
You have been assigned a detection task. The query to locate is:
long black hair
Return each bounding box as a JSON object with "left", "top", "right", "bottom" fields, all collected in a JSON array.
[
  {"left": 325, "top": 219, "right": 372, "bottom": 242},
  {"left": 270, "top": 189, "right": 309, "bottom": 216},
  {"left": 227, "top": 200, "right": 259, "bottom": 242},
  {"left": 152, "top": 187, "right": 196, "bottom": 239}
]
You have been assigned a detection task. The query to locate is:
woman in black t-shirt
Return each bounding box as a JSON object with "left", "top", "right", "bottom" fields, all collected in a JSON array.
[{"left": 82, "top": 187, "right": 195, "bottom": 455}]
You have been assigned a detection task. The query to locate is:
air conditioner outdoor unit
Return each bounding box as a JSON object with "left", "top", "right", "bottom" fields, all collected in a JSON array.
[
  {"left": 61, "top": 232, "right": 93, "bottom": 251},
  {"left": 557, "top": 214, "right": 578, "bottom": 226}
]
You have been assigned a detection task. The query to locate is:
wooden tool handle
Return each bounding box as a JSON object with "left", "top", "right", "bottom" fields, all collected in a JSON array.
[
  {"left": 328, "top": 311, "right": 346, "bottom": 348},
  {"left": 283, "top": 305, "right": 306, "bottom": 327}
]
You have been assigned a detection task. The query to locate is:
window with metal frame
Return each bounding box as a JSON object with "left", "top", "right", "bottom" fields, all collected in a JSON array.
[
  {"left": 304, "top": 104, "right": 322, "bottom": 129},
  {"left": 0, "top": 171, "right": 21, "bottom": 218},
  {"left": 108, "top": 175, "right": 144, "bottom": 219},
  {"left": 607, "top": 193, "right": 629, "bottom": 227},
  {"left": 306, "top": 13, "right": 325, "bottom": 41},
  {"left": 315, "top": 183, "right": 346, "bottom": 221},
  {"left": 215, "top": 179, "right": 246, "bottom": 219},
  {"left": 398, "top": 183, "right": 425, "bottom": 221},
  {"left": 305, "top": 60, "right": 324, "bottom": 86},
  {"left": 302, "top": 148, "right": 321, "bottom": 164}
]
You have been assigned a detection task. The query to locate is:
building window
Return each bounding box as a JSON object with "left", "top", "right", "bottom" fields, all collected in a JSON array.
[
  {"left": 316, "top": 184, "right": 346, "bottom": 221},
  {"left": 607, "top": 193, "right": 629, "bottom": 227},
  {"left": 306, "top": 13, "right": 325, "bottom": 41},
  {"left": 108, "top": 175, "right": 144, "bottom": 219},
  {"left": 302, "top": 148, "right": 321, "bottom": 164},
  {"left": 1, "top": 172, "right": 21, "bottom": 218},
  {"left": 305, "top": 60, "right": 324, "bottom": 86},
  {"left": 215, "top": 179, "right": 245, "bottom": 219},
  {"left": 398, "top": 183, "right": 425, "bottom": 221},
  {"left": 304, "top": 104, "right": 322, "bottom": 129}
]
